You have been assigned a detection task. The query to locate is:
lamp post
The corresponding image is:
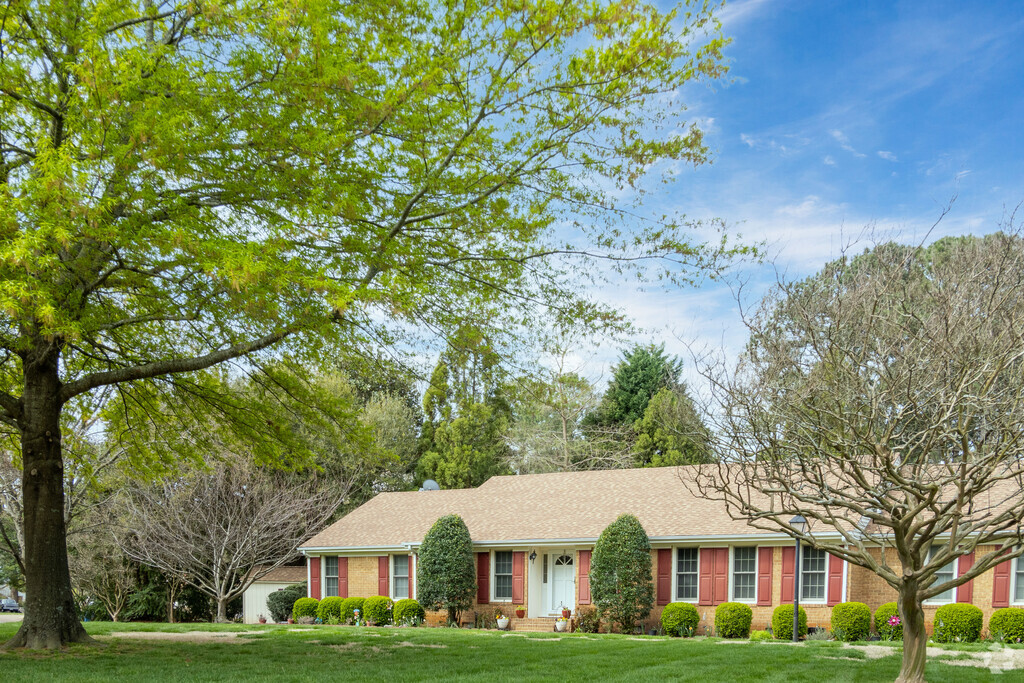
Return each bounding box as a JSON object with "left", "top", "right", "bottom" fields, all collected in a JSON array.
[{"left": 790, "top": 515, "right": 807, "bottom": 642}]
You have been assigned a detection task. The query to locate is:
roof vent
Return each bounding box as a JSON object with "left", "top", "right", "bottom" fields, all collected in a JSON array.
[{"left": 419, "top": 479, "right": 440, "bottom": 491}]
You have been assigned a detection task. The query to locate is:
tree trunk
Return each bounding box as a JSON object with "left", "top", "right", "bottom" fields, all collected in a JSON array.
[
  {"left": 4, "top": 350, "right": 92, "bottom": 649},
  {"left": 896, "top": 585, "right": 928, "bottom": 683},
  {"left": 217, "top": 597, "right": 229, "bottom": 623}
]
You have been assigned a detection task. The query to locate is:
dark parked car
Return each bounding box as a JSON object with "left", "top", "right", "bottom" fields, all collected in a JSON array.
[{"left": 0, "top": 598, "right": 21, "bottom": 613}]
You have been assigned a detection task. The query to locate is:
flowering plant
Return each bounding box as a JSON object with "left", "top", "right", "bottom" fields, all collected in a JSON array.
[
  {"left": 887, "top": 614, "right": 901, "bottom": 627},
  {"left": 494, "top": 610, "right": 506, "bottom": 620}
]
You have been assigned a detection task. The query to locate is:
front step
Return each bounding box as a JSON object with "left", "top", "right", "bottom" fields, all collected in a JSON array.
[{"left": 507, "top": 617, "right": 570, "bottom": 633}]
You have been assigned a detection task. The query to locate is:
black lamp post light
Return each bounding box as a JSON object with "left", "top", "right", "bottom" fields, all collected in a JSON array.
[{"left": 789, "top": 514, "right": 808, "bottom": 642}]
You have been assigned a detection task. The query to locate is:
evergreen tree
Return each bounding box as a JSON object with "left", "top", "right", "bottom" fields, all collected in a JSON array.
[
  {"left": 590, "top": 513, "right": 654, "bottom": 633},
  {"left": 416, "top": 515, "right": 476, "bottom": 625}
]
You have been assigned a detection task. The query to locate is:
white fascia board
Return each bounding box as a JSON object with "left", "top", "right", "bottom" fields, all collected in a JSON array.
[{"left": 299, "top": 545, "right": 412, "bottom": 556}]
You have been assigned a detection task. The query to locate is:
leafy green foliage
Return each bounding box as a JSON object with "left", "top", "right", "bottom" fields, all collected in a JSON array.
[
  {"left": 316, "top": 597, "right": 345, "bottom": 624},
  {"left": 393, "top": 598, "right": 425, "bottom": 625},
  {"left": 660, "top": 602, "right": 699, "bottom": 637},
  {"left": 590, "top": 344, "right": 684, "bottom": 427},
  {"left": 590, "top": 513, "right": 654, "bottom": 633},
  {"left": 416, "top": 515, "right": 477, "bottom": 625},
  {"left": 574, "top": 606, "right": 602, "bottom": 633},
  {"left": 873, "top": 603, "right": 903, "bottom": 641},
  {"left": 829, "top": 602, "right": 870, "bottom": 641},
  {"left": 291, "top": 598, "right": 319, "bottom": 620},
  {"left": 989, "top": 608, "right": 1024, "bottom": 644},
  {"left": 632, "top": 387, "right": 713, "bottom": 467},
  {"left": 363, "top": 596, "right": 394, "bottom": 626},
  {"left": 267, "top": 583, "right": 307, "bottom": 623},
  {"left": 715, "top": 602, "right": 753, "bottom": 639},
  {"left": 932, "top": 604, "right": 983, "bottom": 643},
  {"left": 750, "top": 629, "right": 773, "bottom": 642},
  {"left": 771, "top": 604, "right": 807, "bottom": 640},
  {"left": 341, "top": 597, "right": 366, "bottom": 624}
]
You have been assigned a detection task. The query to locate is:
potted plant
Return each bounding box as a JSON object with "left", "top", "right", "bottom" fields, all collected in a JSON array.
[
  {"left": 555, "top": 616, "right": 569, "bottom": 632},
  {"left": 515, "top": 605, "right": 525, "bottom": 618},
  {"left": 495, "top": 610, "right": 509, "bottom": 630},
  {"left": 258, "top": 614, "right": 267, "bottom": 624},
  {"left": 561, "top": 605, "right": 571, "bottom": 619}
]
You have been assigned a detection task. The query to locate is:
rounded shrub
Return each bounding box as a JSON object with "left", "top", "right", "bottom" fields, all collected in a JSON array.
[
  {"left": 771, "top": 604, "right": 808, "bottom": 640},
  {"left": 266, "top": 582, "right": 306, "bottom": 622},
  {"left": 341, "top": 596, "right": 366, "bottom": 623},
  {"left": 932, "top": 603, "right": 983, "bottom": 643},
  {"left": 393, "top": 598, "right": 425, "bottom": 625},
  {"left": 363, "top": 595, "right": 394, "bottom": 625},
  {"left": 830, "top": 602, "right": 871, "bottom": 642},
  {"left": 292, "top": 597, "right": 320, "bottom": 620},
  {"left": 989, "top": 608, "right": 1024, "bottom": 644},
  {"left": 714, "top": 602, "right": 753, "bottom": 639},
  {"left": 316, "top": 596, "right": 345, "bottom": 623},
  {"left": 750, "top": 629, "right": 773, "bottom": 642},
  {"left": 874, "top": 602, "right": 902, "bottom": 641},
  {"left": 661, "top": 602, "right": 700, "bottom": 637}
]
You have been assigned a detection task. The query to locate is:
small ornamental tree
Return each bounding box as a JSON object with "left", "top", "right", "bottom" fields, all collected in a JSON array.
[
  {"left": 589, "top": 513, "right": 654, "bottom": 633},
  {"left": 417, "top": 514, "right": 476, "bottom": 625},
  {"left": 266, "top": 582, "right": 307, "bottom": 623}
]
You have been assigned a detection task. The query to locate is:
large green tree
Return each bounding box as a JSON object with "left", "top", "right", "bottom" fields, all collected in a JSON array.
[
  {"left": 416, "top": 514, "right": 476, "bottom": 626},
  {"left": 589, "top": 513, "right": 654, "bottom": 632},
  {"left": 0, "top": 0, "right": 728, "bottom": 648}
]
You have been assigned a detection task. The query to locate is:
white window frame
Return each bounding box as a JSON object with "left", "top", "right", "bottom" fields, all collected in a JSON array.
[
  {"left": 730, "top": 546, "right": 758, "bottom": 603},
  {"left": 923, "top": 546, "right": 957, "bottom": 605},
  {"left": 324, "top": 556, "right": 339, "bottom": 597},
  {"left": 1013, "top": 556, "right": 1024, "bottom": 605},
  {"left": 392, "top": 554, "right": 411, "bottom": 601},
  {"left": 800, "top": 546, "right": 827, "bottom": 603},
  {"left": 674, "top": 547, "right": 700, "bottom": 603},
  {"left": 492, "top": 550, "right": 514, "bottom": 602}
]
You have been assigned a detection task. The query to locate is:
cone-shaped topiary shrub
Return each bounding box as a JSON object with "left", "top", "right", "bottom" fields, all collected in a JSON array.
[
  {"left": 417, "top": 514, "right": 477, "bottom": 626},
  {"left": 590, "top": 513, "right": 654, "bottom": 633}
]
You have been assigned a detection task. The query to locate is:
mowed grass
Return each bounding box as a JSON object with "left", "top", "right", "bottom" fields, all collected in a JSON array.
[{"left": 0, "top": 621, "right": 1010, "bottom": 682}]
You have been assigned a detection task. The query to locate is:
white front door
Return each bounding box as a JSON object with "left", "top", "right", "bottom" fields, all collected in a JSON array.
[{"left": 550, "top": 553, "right": 574, "bottom": 613}]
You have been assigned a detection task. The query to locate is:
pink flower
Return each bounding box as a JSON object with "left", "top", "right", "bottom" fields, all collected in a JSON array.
[{"left": 888, "top": 615, "right": 901, "bottom": 627}]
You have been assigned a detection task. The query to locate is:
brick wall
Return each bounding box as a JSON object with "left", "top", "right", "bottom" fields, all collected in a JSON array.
[{"left": 348, "top": 556, "right": 378, "bottom": 598}]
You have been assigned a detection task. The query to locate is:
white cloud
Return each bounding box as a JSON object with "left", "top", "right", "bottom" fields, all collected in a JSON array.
[
  {"left": 877, "top": 150, "right": 898, "bottom": 161},
  {"left": 823, "top": 155, "right": 836, "bottom": 166},
  {"left": 830, "top": 129, "right": 867, "bottom": 158}
]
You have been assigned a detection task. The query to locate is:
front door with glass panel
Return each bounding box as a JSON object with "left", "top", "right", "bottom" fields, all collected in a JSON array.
[{"left": 550, "top": 554, "right": 574, "bottom": 613}]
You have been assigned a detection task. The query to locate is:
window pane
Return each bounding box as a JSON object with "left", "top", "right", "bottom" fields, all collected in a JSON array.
[
  {"left": 326, "top": 577, "right": 338, "bottom": 597},
  {"left": 325, "top": 556, "right": 339, "bottom": 597},
  {"left": 495, "top": 552, "right": 513, "bottom": 575},
  {"left": 394, "top": 555, "right": 409, "bottom": 578},
  {"left": 733, "top": 548, "right": 756, "bottom": 601},
  {"left": 325, "top": 556, "right": 338, "bottom": 576},
  {"left": 395, "top": 577, "right": 409, "bottom": 600},
  {"left": 676, "top": 548, "right": 698, "bottom": 601},
  {"left": 495, "top": 575, "right": 512, "bottom": 599},
  {"left": 801, "top": 547, "right": 826, "bottom": 601},
  {"left": 1015, "top": 559, "right": 1024, "bottom": 602},
  {"left": 926, "top": 546, "right": 955, "bottom": 603}
]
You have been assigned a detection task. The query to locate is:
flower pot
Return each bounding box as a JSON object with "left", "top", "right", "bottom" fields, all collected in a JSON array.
[
  {"left": 555, "top": 620, "right": 568, "bottom": 632},
  {"left": 496, "top": 617, "right": 510, "bottom": 630},
  {"left": 561, "top": 609, "right": 571, "bottom": 619},
  {"left": 515, "top": 609, "right": 525, "bottom": 618}
]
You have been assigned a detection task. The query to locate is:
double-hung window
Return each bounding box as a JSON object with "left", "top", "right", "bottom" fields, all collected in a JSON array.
[
  {"left": 676, "top": 548, "right": 698, "bottom": 601},
  {"left": 393, "top": 555, "right": 410, "bottom": 600},
  {"left": 325, "top": 556, "right": 339, "bottom": 597},
  {"left": 925, "top": 546, "right": 956, "bottom": 603},
  {"left": 494, "top": 551, "right": 513, "bottom": 600},
  {"left": 1015, "top": 557, "right": 1024, "bottom": 603},
  {"left": 801, "top": 547, "right": 827, "bottom": 601},
  {"left": 732, "top": 547, "right": 756, "bottom": 601}
]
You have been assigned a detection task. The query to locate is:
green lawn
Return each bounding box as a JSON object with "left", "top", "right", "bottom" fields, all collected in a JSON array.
[{"left": 0, "top": 622, "right": 1014, "bottom": 682}]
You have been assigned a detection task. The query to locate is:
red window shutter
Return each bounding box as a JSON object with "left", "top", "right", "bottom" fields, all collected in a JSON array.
[
  {"left": 338, "top": 557, "right": 349, "bottom": 599},
  {"left": 408, "top": 555, "right": 415, "bottom": 600},
  {"left": 578, "top": 550, "right": 592, "bottom": 604},
  {"left": 780, "top": 546, "right": 795, "bottom": 603},
  {"left": 477, "top": 552, "right": 490, "bottom": 604},
  {"left": 757, "top": 547, "right": 773, "bottom": 606},
  {"left": 993, "top": 558, "right": 1012, "bottom": 608},
  {"left": 698, "top": 548, "right": 714, "bottom": 605},
  {"left": 826, "top": 554, "right": 844, "bottom": 606},
  {"left": 656, "top": 549, "right": 672, "bottom": 605},
  {"left": 309, "top": 556, "right": 321, "bottom": 600},
  {"left": 713, "top": 548, "right": 729, "bottom": 604},
  {"left": 378, "top": 556, "right": 389, "bottom": 596},
  {"left": 512, "top": 551, "right": 526, "bottom": 604},
  {"left": 956, "top": 552, "right": 974, "bottom": 603}
]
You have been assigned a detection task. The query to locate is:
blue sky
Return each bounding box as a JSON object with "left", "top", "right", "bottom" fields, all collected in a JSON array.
[{"left": 580, "top": 0, "right": 1024, "bottom": 391}]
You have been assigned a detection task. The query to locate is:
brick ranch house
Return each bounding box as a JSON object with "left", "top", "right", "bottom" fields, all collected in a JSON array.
[{"left": 298, "top": 466, "right": 1022, "bottom": 633}]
